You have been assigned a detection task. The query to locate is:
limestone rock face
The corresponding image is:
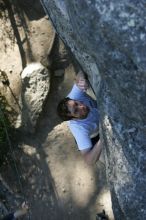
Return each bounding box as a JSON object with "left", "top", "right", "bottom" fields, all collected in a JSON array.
[
  {"left": 20, "top": 63, "right": 50, "bottom": 133},
  {"left": 41, "top": 1, "right": 146, "bottom": 219}
]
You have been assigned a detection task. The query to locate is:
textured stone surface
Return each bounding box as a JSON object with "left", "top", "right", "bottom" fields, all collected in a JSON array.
[
  {"left": 41, "top": 1, "right": 146, "bottom": 219},
  {"left": 20, "top": 63, "right": 50, "bottom": 133},
  {"left": 0, "top": 0, "right": 55, "bottom": 126}
]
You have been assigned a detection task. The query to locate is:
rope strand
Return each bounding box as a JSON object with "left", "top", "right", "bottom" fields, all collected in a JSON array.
[{"left": 0, "top": 105, "right": 31, "bottom": 219}]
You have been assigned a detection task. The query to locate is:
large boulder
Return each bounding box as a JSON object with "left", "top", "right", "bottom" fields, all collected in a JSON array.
[
  {"left": 0, "top": 0, "right": 55, "bottom": 127},
  {"left": 19, "top": 63, "right": 50, "bottom": 133},
  {"left": 41, "top": 1, "right": 146, "bottom": 220}
]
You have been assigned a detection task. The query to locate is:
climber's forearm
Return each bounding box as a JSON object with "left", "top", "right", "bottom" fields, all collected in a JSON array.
[{"left": 81, "top": 140, "right": 102, "bottom": 165}]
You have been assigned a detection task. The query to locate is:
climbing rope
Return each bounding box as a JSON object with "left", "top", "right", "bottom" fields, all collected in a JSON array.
[{"left": 0, "top": 105, "right": 31, "bottom": 219}]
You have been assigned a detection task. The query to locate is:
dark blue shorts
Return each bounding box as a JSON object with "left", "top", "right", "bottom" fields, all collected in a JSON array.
[
  {"left": 90, "top": 133, "right": 100, "bottom": 149},
  {"left": 91, "top": 133, "right": 100, "bottom": 146}
]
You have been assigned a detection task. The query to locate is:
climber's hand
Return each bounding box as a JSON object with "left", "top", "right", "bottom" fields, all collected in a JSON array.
[{"left": 75, "top": 71, "right": 89, "bottom": 92}]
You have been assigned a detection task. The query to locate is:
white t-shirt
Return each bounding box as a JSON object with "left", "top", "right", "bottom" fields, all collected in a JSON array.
[{"left": 67, "top": 84, "right": 99, "bottom": 151}]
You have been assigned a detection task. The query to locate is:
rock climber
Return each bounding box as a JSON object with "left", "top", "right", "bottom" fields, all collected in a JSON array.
[{"left": 57, "top": 71, "right": 102, "bottom": 165}]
